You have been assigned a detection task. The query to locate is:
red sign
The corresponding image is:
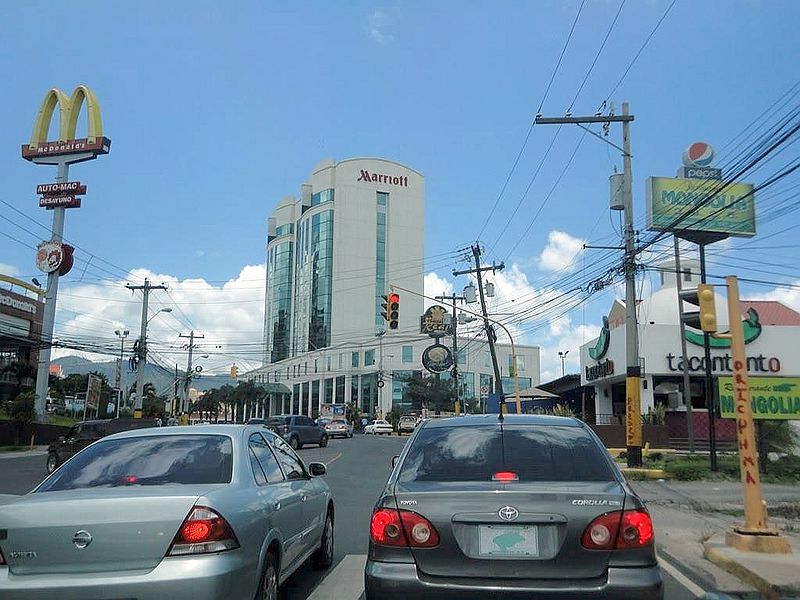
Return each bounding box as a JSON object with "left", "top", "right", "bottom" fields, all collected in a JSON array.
[
  {"left": 22, "top": 137, "right": 111, "bottom": 160},
  {"left": 37, "top": 181, "right": 86, "bottom": 195},
  {"left": 39, "top": 195, "right": 82, "bottom": 209}
]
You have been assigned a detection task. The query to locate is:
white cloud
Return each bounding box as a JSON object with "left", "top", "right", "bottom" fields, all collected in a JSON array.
[
  {"left": 538, "top": 230, "right": 585, "bottom": 272},
  {"left": 423, "top": 271, "right": 453, "bottom": 309},
  {"left": 0, "top": 263, "right": 20, "bottom": 276},
  {"left": 369, "top": 10, "right": 395, "bottom": 44},
  {"left": 52, "top": 264, "right": 266, "bottom": 374}
]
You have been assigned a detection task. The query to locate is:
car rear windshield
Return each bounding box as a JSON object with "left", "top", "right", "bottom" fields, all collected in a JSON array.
[
  {"left": 398, "top": 424, "right": 615, "bottom": 483},
  {"left": 268, "top": 417, "right": 289, "bottom": 425},
  {"left": 37, "top": 435, "right": 233, "bottom": 492}
]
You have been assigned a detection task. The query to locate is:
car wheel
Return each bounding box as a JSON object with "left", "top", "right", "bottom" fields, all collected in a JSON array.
[
  {"left": 348, "top": 432, "right": 353, "bottom": 438},
  {"left": 258, "top": 551, "right": 280, "bottom": 600},
  {"left": 319, "top": 435, "right": 328, "bottom": 448},
  {"left": 46, "top": 453, "right": 59, "bottom": 474},
  {"left": 289, "top": 436, "right": 301, "bottom": 450},
  {"left": 312, "top": 510, "right": 334, "bottom": 570}
]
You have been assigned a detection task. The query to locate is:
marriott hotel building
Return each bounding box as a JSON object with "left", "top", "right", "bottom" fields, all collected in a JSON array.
[{"left": 248, "top": 157, "right": 540, "bottom": 417}]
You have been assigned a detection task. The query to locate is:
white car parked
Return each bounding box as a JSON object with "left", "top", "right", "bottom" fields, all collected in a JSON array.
[{"left": 364, "top": 419, "right": 394, "bottom": 435}]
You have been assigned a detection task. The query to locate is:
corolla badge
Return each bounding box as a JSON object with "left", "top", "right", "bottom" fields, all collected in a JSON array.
[
  {"left": 498, "top": 506, "right": 519, "bottom": 521},
  {"left": 72, "top": 530, "right": 93, "bottom": 549},
  {"left": 9, "top": 551, "right": 37, "bottom": 560}
]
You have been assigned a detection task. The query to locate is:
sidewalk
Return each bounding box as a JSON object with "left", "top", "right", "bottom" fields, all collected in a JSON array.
[
  {"left": 0, "top": 445, "right": 48, "bottom": 459},
  {"left": 634, "top": 480, "right": 800, "bottom": 597}
]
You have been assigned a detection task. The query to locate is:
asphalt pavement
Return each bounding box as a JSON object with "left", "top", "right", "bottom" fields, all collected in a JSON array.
[{"left": 0, "top": 434, "right": 731, "bottom": 599}]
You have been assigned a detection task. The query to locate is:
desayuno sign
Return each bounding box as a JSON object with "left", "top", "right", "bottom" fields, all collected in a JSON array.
[{"left": 719, "top": 376, "right": 800, "bottom": 420}]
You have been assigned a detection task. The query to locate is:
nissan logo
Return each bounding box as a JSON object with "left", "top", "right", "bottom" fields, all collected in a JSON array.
[
  {"left": 72, "top": 530, "right": 93, "bottom": 549},
  {"left": 498, "top": 506, "right": 519, "bottom": 521}
]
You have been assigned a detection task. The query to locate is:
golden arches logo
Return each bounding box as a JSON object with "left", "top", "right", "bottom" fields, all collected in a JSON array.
[{"left": 22, "top": 84, "right": 110, "bottom": 160}]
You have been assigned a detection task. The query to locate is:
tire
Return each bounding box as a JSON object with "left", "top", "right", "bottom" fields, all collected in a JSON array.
[
  {"left": 319, "top": 435, "right": 328, "bottom": 448},
  {"left": 348, "top": 432, "right": 353, "bottom": 438},
  {"left": 312, "top": 510, "right": 334, "bottom": 570},
  {"left": 46, "top": 453, "right": 59, "bottom": 474},
  {"left": 257, "top": 550, "right": 280, "bottom": 600},
  {"left": 289, "top": 436, "right": 301, "bottom": 450}
]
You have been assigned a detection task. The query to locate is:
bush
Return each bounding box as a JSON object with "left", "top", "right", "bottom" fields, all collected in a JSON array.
[
  {"left": 666, "top": 462, "right": 708, "bottom": 481},
  {"left": 550, "top": 403, "right": 576, "bottom": 418},
  {"left": 642, "top": 404, "right": 666, "bottom": 426}
]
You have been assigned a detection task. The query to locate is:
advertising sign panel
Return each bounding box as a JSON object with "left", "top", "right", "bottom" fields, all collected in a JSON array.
[
  {"left": 647, "top": 177, "right": 755, "bottom": 237},
  {"left": 719, "top": 376, "right": 800, "bottom": 420}
]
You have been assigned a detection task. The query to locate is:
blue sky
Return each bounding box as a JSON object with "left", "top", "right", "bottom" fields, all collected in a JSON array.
[{"left": 1, "top": 1, "right": 799, "bottom": 378}]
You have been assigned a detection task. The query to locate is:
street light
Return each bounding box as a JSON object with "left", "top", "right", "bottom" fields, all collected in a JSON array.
[
  {"left": 114, "top": 329, "right": 130, "bottom": 417},
  {"left": 558, "top": 350, "right": 569, "bottom": 377},
  {"left": 147, "top": 307, "right": 172, "bottom": 324}
]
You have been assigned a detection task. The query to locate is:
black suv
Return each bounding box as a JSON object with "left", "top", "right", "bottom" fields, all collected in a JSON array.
[
  {"left": 46, "top": 418, "right": 157, "bottom": 474},
  {"left": 266, "top": 414, "right": 328, "bottom": 449}
]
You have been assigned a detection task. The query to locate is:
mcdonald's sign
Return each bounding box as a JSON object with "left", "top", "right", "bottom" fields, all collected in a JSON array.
[{"left": 21, "top": 84, "right": 111, "bottom": 161}]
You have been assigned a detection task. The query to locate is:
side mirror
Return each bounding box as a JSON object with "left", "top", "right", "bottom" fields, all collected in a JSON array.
[
  {"left": 391, "top": 455, "right": 399, "bottom": 468},
  {"left": 308, "top": 462, "right": 327, "bottom": 477}
]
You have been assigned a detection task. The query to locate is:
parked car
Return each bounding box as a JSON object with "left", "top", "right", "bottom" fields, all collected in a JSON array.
[
  {"left": 46, "top": 418, "right": 157, "bottom": 474},
  {"left": 398, "top": 415, "right": 417, "bottom": 434},
  {"left": 365, "top": 414, "right": 662, "bottom": 599},
  {"left": 364, "top": 419, "right": 393, "bottom": 435},
  {"left": 246, "top": 418, "right": 267, "bottom": 425},
  {"left": 266, "top": 414, "right": 328, "bottom": 449},
  {"left": 317, "top": 417, "right": 353, "bottom": 439},
  {"left": 0, "top": 425, "right": 334, "bottom": 600}
]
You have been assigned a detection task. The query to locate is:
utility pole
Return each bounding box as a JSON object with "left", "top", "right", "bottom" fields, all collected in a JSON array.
[
  {"left": 127, "top": 278, "right": 168, "bottom": 418},
  {"left": 453, "top": 245, "right": 505, "bottom": 409},
  {"left": 673, "top": 238, "right": 695, "bottom": 453},
  {"left": 114, "top": 329, "right": 129, "bottom": 418},
  {"left": 179, "top": 331, "right": 204, "bottom": 416},
  {"left": 435, "top": 293, "right": 466, "bottom": 412},
  {"left": 536, "top": 103, "right": 642, "bottom": 467}
]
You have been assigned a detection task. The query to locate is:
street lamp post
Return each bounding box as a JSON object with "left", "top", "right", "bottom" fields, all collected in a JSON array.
[
  {"left": 114, "top": 329, "right": 129, "bottom": 417},
  {"left": 133, "top": 306, "right": 172, "bottom": 418},
  {"left": 558, "top": 350, "right": 569, "bottom": 377}
]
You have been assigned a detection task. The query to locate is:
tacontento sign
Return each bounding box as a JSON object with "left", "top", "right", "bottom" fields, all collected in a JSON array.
[{"left": 21, "top": 85, "right": 111, "bottom": 161}]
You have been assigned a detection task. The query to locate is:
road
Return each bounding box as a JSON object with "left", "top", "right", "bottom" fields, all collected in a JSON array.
[{"left": 0, "top": 435, "right": 728, "bottom": 599}]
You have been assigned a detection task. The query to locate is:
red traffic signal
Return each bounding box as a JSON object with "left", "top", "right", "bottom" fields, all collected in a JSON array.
[{"left": 388, "top": 293, "right": 400, "bottom": 329}]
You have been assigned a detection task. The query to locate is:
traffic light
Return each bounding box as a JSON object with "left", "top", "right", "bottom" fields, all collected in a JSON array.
[
  {"left": 380, "top": 294, "right": 389, "bottom": 321},
  {"left": 388, "top": 293, "right": 400, "bottom": 330},
  {"left": 230, "top": 364, "right": 238, "bottom": 379},
  {"left": 679, "top": 283, "right": 717, "bottom": 333}
]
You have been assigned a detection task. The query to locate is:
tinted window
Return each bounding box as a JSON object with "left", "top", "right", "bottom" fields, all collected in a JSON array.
[
  {"left": 398, "top": 425, "right": 614, "bottom": 483},
  {"left": 250, "top": 433, "right": 284, "bottom": 483},
  {"left": 250, "top": 447, "right": 268, "bottom": 485},
  {"left": 297, "top": 416, "right": 315, "bottom": 427},
  {"left": 271, "top": 436, "right": 306, "bottom": 480},
  {"left": 37, "top": 435, "right": 234, "bottom": 491}
]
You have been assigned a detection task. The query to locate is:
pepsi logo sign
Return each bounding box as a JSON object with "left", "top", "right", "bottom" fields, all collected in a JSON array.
[{"left": 682, "top": 142, "right": 715, "bottom": 168}]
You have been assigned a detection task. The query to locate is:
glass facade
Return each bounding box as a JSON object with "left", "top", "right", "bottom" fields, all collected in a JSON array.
[
  {"left": 293, "top": 209, "right": 334, "bottom": 352},
  {"left": 392, "top": 370, "right": 420, "bottom": 412},
  {"left": 352, "top": 351, "right": 359, "bottom": 367},
  {"left": 502, "top": 376, "right": 532, "bottom": 393},
  {"left": 480, "top": 373, "right": 493, "bottom": 396},
  {"left": 375, "top": 192, "right": 388, "bottom": 330},
  {"left": 361, "top": 372, "right": 377, "bottom": 415},
  {"left": 335, "top": 376, "right": 345, "bottom": 403},
  {"left": 266, "top": 239, "right": 293, "bottom": 362},
  {"left": 402, "top": 345, "right": 413, "bottom": 363},
  {"left": 365, "top": 349, "right": 375, "bottom": 366},
  {"left": 325, "top": 378, "right": 334, "bottom": 403},
  {"left": 508, "top": 354, "right": 525, "bottom": 375},
  {"left": 456, "top": 347, "right": 467, "bottom": 365},
  {"left": 311, "top": 380, "right": 320, "bottom": 416},
  {"left": 300, "top": 382, "right": 309, "bottom": 414},
  {"left": 351, "top": 375, "right": 359, "bottom": 407},
  {"left": 275, "top": 223, "right": 294, "bottom": 237},
  {"left": 461, "top": 372, "right": 476, "bottom": 403},
  {"left": 311, "top": 188, "right": 335, "bottom": 206}
]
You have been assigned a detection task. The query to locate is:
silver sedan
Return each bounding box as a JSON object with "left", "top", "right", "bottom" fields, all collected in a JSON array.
[{"left": 0, "top": 424, "right": 335, "bottom": 600}]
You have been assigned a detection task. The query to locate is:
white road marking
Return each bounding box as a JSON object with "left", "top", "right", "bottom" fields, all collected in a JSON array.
[
  {"left": 307, "top": 554, "right": 367, "bottom": 600},
  {"left": 326, "top": 452, "right": 342, "bottom": 465},
  {"left": 660, "top": 554, "right": 706, "bottom": 598}
]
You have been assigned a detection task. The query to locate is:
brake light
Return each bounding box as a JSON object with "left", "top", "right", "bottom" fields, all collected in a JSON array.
[
  {"left": 168, "top": 506, "right": 240, "bottom": 556},
  {"left": 492, "top": 471, "right": 519, "bottom": 482},
  {"left": 370, "top": 508, "right": 439, "bottom": 548},
  {"left": 581, "top": 509, "right": 654, "bottom": 550},
  {"left": 0, "top": 548, "right": 5, "bottom": 566}
]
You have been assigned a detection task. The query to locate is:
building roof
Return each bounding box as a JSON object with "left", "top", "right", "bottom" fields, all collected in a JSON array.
[{"left": 740, "top": 300, "right": 800, "bottom": 326}]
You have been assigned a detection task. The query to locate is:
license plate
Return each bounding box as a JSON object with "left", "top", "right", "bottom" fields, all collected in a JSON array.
[{"left": 478, "top": 524, "right": 539, "bottom": 557}]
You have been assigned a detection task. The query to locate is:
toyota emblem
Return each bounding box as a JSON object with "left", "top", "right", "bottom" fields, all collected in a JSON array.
[
  {"left": 498, "top": 506, "right": 519, "bottom": 521},
  {"left": 72, "top": 530, "right": 93, "bottom": 549}
]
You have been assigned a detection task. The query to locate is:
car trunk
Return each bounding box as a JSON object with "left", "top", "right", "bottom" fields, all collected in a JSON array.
[
  {"left": 1, "top": 486, "right": 214, "bottom": 575},
  {"left": 393, "top": 480, "right": 627, "bottom": 581}
]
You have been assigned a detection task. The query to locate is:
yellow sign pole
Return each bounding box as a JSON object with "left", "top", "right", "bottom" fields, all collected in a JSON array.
[{"left": 719, "top": 276, "right": 790, "bottom": 553}]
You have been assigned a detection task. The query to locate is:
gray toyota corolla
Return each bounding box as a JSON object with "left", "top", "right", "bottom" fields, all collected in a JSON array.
[
  {"left": 0, "top": 425, "right": 334, "bottom": 600},
  {"left": 365, "top": 414, "right": 663, "bottom": 599}
]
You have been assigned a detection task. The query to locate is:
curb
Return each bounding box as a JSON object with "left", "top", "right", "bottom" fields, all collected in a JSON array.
[
  {"left": 621, "top": 467, "right": 672, "bottom": 480},
  {"left": 703, "top": 541, "right": 799, "bottom": 597},
  {"left": 657, "top": 543, "right": 719, "bottom": 593}
]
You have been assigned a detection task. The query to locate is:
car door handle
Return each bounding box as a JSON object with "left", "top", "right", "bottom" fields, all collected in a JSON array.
[
  {"left": 273, "top": 501, "right": 281, "bottom": 510},
  {"left": 301, "top": 494, "right": 308, "bottom": 502}
]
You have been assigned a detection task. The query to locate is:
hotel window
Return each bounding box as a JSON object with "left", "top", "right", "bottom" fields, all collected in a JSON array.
[
  {"left": 375, "top": 192, "right": 389, "bottom": 330},
  {"left": 327, "top": 356, "right": 332, "bottom": 371},
  {"left": 402, "top": 345, "right": 413, "bottom": 363},
  {"left": 352, "top": 351, "right": 359, "bottom": 368},
  {"left": 365, "top": 349, "right": 376, "bottom": 366},
  {"left": 310, "top": 188, "right": 335, "bottom": 206}
]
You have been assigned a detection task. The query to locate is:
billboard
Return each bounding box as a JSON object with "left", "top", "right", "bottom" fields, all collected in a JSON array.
[
  {"left": 646, "top": 177, "right": 755, "bottom": 237},
  {"left": 719, "top": 376, "right": 800, "bottom": 420}
]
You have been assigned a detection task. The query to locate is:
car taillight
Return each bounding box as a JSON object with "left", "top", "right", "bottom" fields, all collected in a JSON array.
[
  {"left": 370, "top": 508, "right": 439, "bottom": 548},
  {"left": 167, "top": 506, "right": 240, "bottom": 556},
  {"left": 0, "top": 548, "right": 5, "bottom": 566},
  {"left": 581, "top": 509, "right": 654, "bottom": 550},
  {"left": 492, "top": 471, "right": 519, "bottom": 482}
]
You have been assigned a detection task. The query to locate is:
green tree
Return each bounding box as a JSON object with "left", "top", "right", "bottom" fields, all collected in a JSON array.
[
  {"left": 401, "top": 373, "right": 457, "bottom": 413},
  {"left": 9, "top": 390, "right": 36, "bottom": 445}
]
